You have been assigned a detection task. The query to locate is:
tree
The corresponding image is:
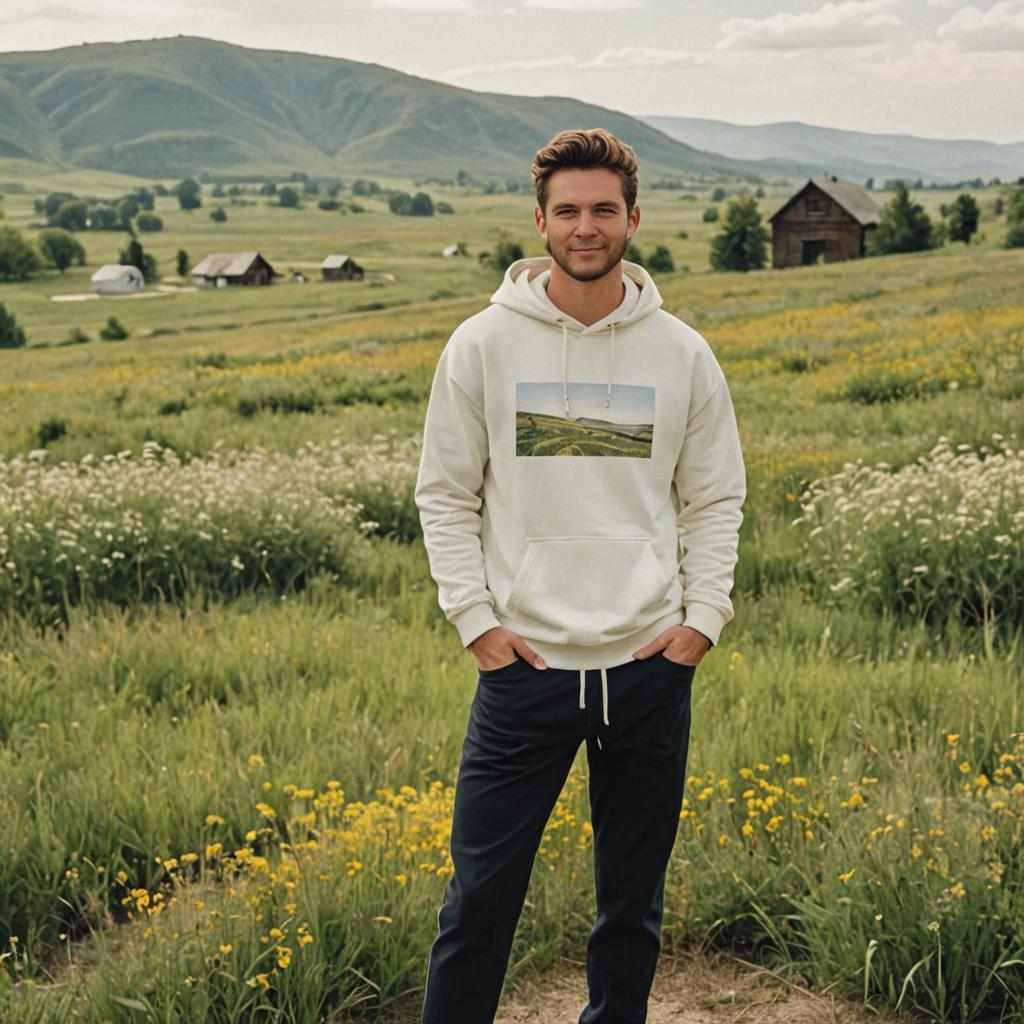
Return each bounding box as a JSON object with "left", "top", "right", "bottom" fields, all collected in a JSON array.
[
  {"left": 947, "top": 193, "right": 980, "bottom": 244},
  {"left": 352, "top": 179, "right": 380, "bottom": 196},
  {"left": 42, "top": 192, "right": 75, "bottom": 222},
  {"left": 388, "top": 192, "right": 412, "bottom": 215},
  {"left": 0, "top": 225, "right": 40, "bottom": 281},
  {"left": 1002, "top": 185, "right": 1024, "bottom": 248},
  {"left": 711, "top": 186, "right": 728, "bottom": 202},
  {"left": 116, "top": 198, "right": 140, "bottom": 229},
  {"left": 709, "top": 196, "right": 769, "bottom": 272},
  {"left": 436, "top": 201, "right": 455, "bottom": 214},
  {"left": 647, "top": 244, "right": 674, "bottom": 273},
  {"left": 278, "top": 187, "right": 301, "bottom": 208},
  {"left": 409, "top": 192, "right": 434, "bottom": 216},
  {"left": 136, "top": 213, "right": 163, "bottom": 232},
  {"left": 88, "top": 205, "right": 119, "bottom": 231},
  {"left": 119, "top": 238, "right": 157, "bottom": 281},
  {"left": 0, "top": 302, "right": 26, "bottom": 348},
  {"left": 259, "top": 181, "right": 278, "bottom": 196},
  {"left": 487, "top": 239, "right": 524, "bottom": 272},
  {"left": 37, "top": 229, "right": 86, "bottom": 273},
  {"left": 702, "top": 207, "right": 719, "bottom": 223},
  {"left": 53, "top": 199, "right": 88, "bottom": 232},
  {"left": 868, "top": 181, "right": 937, "bottom": 255},
  {"left": 174, "top": 177, "right": 202, "bottom": 210},
  {"left": 210, "top": 206, "right": 227, "bottom": 222},
  {"left": 176, "top": 249, "right": 190, "bottom": 277}
]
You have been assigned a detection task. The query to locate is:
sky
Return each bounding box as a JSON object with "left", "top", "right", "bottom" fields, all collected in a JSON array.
[
  {"left": 518, "top": 383, "right": 655, "bottom": 424},
  {"left": 1, "top": 0, "right": 1022, "bottom": 143}
]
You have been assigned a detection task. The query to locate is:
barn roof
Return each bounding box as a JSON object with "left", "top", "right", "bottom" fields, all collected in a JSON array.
[
  {"left": 321, "top": 254, "right": 357, "bottom": 269},
  {"left": 91, "top": 264, "right": 142, "bottom": 282},
  {"left": 770, "top": 177, "right": 882, "bottom": 226},
  {"left": 191, "top": 252, "right": 273, "bottom": 277}
]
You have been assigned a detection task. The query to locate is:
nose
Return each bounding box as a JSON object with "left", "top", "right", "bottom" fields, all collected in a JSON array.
[{"left": 575, "top": 210, "right": 597, "bottom": 237}]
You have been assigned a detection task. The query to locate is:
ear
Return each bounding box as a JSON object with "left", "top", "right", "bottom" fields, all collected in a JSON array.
[
  {"left": 626, "top": 203, "right": 641, "bottom": 242},
  {"left": 534, "top": 205, "right": 548, "bottom": 240}
]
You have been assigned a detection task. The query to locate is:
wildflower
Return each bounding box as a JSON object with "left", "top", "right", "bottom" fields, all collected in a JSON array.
[
  {"left": 372, "top": 915, "right": 393, "bottom": 925},
  {"left": 205, "top": 815, "right": 224, "bottom": 827},
  {"left": 838, "top": 869, "right": 856, "bottom": 883}
]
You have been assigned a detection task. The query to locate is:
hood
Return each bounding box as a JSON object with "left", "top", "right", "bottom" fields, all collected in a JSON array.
[{"left": 488, "top": 256, "right": 664, "bottom": 418}]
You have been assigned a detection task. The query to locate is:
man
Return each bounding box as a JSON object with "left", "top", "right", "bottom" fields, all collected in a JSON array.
[{"left": 414, "top": 128, "right": 746, "bottom": 1023}]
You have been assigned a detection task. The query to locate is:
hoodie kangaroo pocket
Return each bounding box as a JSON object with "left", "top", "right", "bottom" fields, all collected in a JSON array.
[{"left": 506, "top": 536, "right": 671, "bottom": 645}]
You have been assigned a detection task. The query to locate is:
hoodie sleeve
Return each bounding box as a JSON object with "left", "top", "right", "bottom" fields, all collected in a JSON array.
[
  {"left": 672, "top": 350, "right": 746, "bottom": 648},
  {"left": 415, "top": 335, "right": 501, "bottom": 648}
]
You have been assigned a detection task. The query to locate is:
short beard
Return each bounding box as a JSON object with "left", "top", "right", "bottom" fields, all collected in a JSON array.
[{"left": 545, "top": 233, "right": 629, "bottom": 283}]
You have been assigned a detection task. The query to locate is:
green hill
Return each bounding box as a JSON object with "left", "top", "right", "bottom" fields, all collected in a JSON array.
[{"left": 0, "top": 36, "right": 763, "bottom": 181}]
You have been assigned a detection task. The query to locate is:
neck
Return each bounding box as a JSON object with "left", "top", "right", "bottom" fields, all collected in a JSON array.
[{"left": 545, "top": 260, "right": 625, "bottom": 327}]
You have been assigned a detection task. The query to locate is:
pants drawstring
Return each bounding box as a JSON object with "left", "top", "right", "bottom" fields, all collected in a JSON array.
[{"left": 578, "top": 668, "right": 611, "bottom": 727}]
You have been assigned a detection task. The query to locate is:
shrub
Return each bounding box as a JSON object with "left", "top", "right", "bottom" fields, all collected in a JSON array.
[
  {"left": 702, "top": 207, "right": 719, "bottom": 223},
  {"left": 646, "top": 244, "right": 674, "bottom": 273},
  {"left": 36, "top": 417, "right": 67, "bottom": 446},
  {"left": 209, "top": 206, "right": 227, "bottom": 222},
  {"left": 136, "top": 213, "right": 163, "bottom": 232},
  {"left": 0, "top": 302, "right": 26, "bottom": 348},
  {"left": 436, "top": 201, "right": 455, "bottom": 214},
  {"left": 99, "top": 317, "right": 129, "bottom": 341},
  {"left": 318, "top": 199, "right": 340, "bottom": 211}
]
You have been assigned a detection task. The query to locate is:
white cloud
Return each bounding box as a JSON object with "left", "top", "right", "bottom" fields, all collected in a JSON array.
[
  {"left": 937, "top": 2, "right": 1024, "bottom": 50},
  {"left": 445, "top": 52, "right": 578, "bottom": 78},
  {"left": 718, "top": 0, "right": 902, "bottom": 51}
]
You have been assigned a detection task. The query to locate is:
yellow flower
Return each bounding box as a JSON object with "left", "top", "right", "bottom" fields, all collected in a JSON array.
[
  {"left": 394, "top": 873, "right": 408, "bottom": 885},
  {"left": 372, "top": 915, "right": 393, "bottom": 925},
  {"left": 205, "top": 815, "right": 224, "bottom": 827},
  {"left": 946, "top": 734, "right": 960, "bottom": 745},
  {"left": 276, "top": 946, "right": 293, "bottom": 970},
  {"left": 838, "top": 869, "right": 856, "bottom": 883},
  {"left": 791, "top": 777, "right": 807, "bottom": 787},
  {"left": 219, "top": 944, "right": 233, "bottom": 955},
  {"left": 256, "top": 802, "right": 277, "bottom": 820}
]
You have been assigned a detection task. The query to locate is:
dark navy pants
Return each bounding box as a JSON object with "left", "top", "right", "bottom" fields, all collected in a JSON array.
[{"left": 420, "top": 652, "right": 695, "bottom": 1024}]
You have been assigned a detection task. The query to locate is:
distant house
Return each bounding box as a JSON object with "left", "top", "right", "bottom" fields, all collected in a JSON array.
[
  {"left": 769, "top": 177, "right": 882, "bottom": 269},
  {"left": 321, "top": 254, "right": 364, "bottom": 281},
  {"left": 191, "top": 252, "right": 276, "bottom": 287},
  {"left": 91, "top": 264, "right": 144, "bottom": 294}
]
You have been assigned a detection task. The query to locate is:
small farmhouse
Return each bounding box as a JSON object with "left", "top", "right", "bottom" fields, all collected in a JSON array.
[
  {"left": 191, "top": 252, "right": 276, "bottom": 287},
  {"left": 769, "top": 177, "right": 882, "bottom": 269},
  {"left": 91, "top": 264, "right": 144, "bottom": 294},
  {"left": 321, "top": 255, "right": 364, "bottom": 281}
]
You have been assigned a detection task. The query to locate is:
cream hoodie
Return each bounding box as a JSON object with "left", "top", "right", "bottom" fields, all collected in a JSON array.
[{"left": 414, "top": 257, "right": 746, "bottom": 672}]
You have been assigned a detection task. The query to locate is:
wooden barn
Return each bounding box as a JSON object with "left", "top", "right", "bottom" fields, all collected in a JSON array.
[
  {"left": 321, "top": 255, "right": 364, "bottom": 281},
  {"left": 769, "top": 177, "right": 881, "bottom": 268},
  {"left": 191, "top": 252, "right": 276, "bottom": 287}
]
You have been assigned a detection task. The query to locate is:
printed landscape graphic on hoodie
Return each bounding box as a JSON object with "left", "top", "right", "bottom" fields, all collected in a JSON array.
[{"left": 516, "top": 382, "right": 655, "bottom": 458}]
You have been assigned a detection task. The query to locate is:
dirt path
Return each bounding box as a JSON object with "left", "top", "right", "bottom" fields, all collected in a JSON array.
[{"left": 371, "top": 947, "right": 912, "bottom": 1023}]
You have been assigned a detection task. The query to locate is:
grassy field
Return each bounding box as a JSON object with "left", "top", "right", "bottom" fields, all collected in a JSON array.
[{"left": 1, "top": 167, "right": 1023, "bottom": 1022}]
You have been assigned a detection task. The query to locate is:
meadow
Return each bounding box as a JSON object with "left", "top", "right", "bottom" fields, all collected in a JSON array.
[{"left": 0, "top": 163, "right": 1023, "bottom": 1022}]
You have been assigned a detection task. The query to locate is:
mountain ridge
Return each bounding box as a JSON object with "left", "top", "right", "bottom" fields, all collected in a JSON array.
[{"left": 0, "top": 36, "right": 762, "bottom": 182}]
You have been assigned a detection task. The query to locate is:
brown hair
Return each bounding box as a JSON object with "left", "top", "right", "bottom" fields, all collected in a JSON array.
[{"left": 531, "top": 128, "right": 639, "bottom": 214}]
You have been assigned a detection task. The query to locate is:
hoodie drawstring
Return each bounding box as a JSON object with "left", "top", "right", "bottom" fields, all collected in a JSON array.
[
  {"left": 579, "top": 667, "right": 610, "bottom": 728},
  {"left": 561, "top": 322, "right": 571, "bottom": 416},
  {"left": 605, "top": 323, "right": 615, "bottom": 409},
  {"left": 560, "top": 321, "right": 617, "bottom": 418}
]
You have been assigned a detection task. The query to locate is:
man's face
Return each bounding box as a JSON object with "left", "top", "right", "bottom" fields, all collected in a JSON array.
[{"left": 535, "top": 167, "right": 640, "bottom": 283}]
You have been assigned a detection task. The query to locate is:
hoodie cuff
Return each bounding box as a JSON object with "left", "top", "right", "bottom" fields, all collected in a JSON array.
[
  {"left": 682, "top": 602, "right": 729, "bottom": 649},
  {"left": 451, "top": 602, "right": 502, "bottom": 649}
]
